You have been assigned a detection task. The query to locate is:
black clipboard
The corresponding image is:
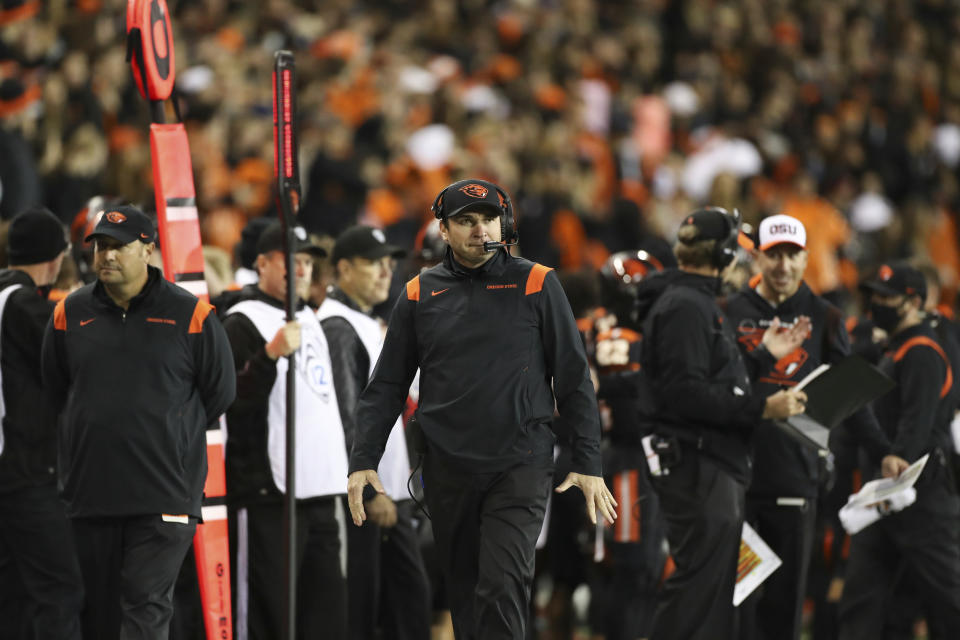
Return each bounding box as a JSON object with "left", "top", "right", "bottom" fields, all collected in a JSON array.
[{"left": 774, "top": 355, "right": 895, "bottom": 451}]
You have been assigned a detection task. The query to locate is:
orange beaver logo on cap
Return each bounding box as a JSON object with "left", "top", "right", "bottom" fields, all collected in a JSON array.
[
  {"left": 105, "top": 211, "right": 127, "bottom": 224},
  {"left": 459, "top": 183, "right": 489, "bottom": 199},
  {"left": 878, "top": 264, "right": 894, "bottom": 281}
]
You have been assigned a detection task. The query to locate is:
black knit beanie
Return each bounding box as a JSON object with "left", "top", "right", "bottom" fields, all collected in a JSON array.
[{"left": 8, "top": 206, "right": 68, "bottom": 266}]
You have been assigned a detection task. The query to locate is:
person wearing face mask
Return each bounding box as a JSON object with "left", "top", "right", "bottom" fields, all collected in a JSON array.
[
  {"left": 837, "top": 262, "right": 960, "bottom": 639},
  {"left": 724, "top": 215, "right": 905, "bottom": 640}
]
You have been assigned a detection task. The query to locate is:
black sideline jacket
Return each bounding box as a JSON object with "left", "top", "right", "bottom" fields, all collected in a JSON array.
[
  {"left": 42, "top": 267, "right": 236, "bottom": 518},
  {"left": 874, "top": 322, "right": 958, "bottom": 513},
  {"left": 0, "top": 270, "right": 60, "bottom": 491},
  {"left": 350, "top": 248, "right": 602, "bottom": 476},
  {"left": 725, "top": 281, "right": 891, "bottom": 498},
  {"left": 637, "top": 270, "right": 765, "bottom": 483}
]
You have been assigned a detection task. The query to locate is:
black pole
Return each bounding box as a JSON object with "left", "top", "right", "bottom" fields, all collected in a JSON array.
[{"left": 273, "top": 50, "right": 301, "bottom": 640}]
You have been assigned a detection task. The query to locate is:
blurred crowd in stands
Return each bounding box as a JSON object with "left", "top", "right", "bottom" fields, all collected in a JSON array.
[
  {"left": 2, "top": 2, "right": 959, "bottom": 638},
  {"left": 0, "top": 0, "right": 959, "bottom": 315}
]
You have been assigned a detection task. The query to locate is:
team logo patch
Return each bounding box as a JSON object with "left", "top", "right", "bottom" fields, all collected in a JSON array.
[
  {"left": 373, "top": 229, "right": 386, "bottom": 243},
  {"left": 459, "top": 183, "right": 489, "bottom": 199},
  {"left": 879, "top": 264, "right": 893, "bottom": 281},
  {"left": 105, "top": 211, "right": 127, "bottom": 224}
]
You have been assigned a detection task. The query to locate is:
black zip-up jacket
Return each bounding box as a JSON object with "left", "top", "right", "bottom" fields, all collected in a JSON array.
[
  {"left": 873, "top": 322, "right": 958, "bottom": 512},
  {"left": 350, "top": 248, "right": 602, "bottom": 476},
  {"left": 42, "top": 267, "right": 236, "bottom": 518},
  {"left": 725, "top": 282, "right": 891, "bottom": 498},
  {"left": 637, "top": 269, "right": 766, "bottom": 483},
  {"left": 0, "top": 270, "right": 60, "bottom": 492}
]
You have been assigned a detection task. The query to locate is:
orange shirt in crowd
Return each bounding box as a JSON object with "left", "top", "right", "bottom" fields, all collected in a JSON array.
[{"left": 781, "top": 195, "right": 851, "bottom": 294}]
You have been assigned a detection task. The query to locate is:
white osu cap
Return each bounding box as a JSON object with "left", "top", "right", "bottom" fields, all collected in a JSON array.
[{"left": 758, "top": 214, "right": 806, "bottom": 251}]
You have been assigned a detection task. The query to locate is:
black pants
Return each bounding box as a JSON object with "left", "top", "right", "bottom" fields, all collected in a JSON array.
[
  {"left": 422, "top": 453, "right": 553, "bottom": 640},
  {"left": 346, "top": 499, "right": 432, "bottom": 640},
  {"left": 590, "top": 468, "right": 666, "bottom": 640},
  {"left": 0, "top": 484, "right": 83, "bottom": 640},
  {"left": 839, "top": 496, "right": 960, "bottom": 640},
  {"left": 737, "top": 496, "right": 817, "bottom": 640},
  {"left": 230, "top": 497, "right": 346, "bottom": 640},
  {"left": 71, "top": 514, "right": 197, "bottom": 640},
  {"left": 650, "top": 454, "right": 745, "bottom": 640}
]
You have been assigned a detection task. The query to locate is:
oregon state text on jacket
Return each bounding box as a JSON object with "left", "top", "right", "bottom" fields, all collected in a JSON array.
[
  {"left": 42, "top": 267, "right": 236, "bottom": 518},
  {"left": 350, "top": 248, "right": 602, "bottom": 476}
]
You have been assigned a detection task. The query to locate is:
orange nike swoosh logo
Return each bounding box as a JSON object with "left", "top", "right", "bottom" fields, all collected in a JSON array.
[
  {"left": 431, "top": 288, "right": 450, "bottom": 296},
  {"left": 80, "top": 318, "right": 96, "bottom": 326}
]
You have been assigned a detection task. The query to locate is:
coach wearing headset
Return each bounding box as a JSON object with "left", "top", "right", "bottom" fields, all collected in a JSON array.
[
  {"left": 346, "top": 179, "right": 615, "bottom": 640},
  {"left": 635, "top": 207, "right": 808, "bottom": 640}
]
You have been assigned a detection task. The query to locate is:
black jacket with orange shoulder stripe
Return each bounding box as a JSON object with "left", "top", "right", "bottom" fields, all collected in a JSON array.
[
  {"left": 350, "top": 247, "right": 602, "bottom": 476},
  {"left": 874, "top": 322, "right": 957, "bottom": 510},
  {"left": 41, "top": 266, "right": 236, "bottom": 518}
]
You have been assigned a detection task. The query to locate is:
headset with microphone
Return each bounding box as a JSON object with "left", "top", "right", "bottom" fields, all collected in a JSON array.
[{"left": 431, "top": 179, "right": 518, "bottom": 252}]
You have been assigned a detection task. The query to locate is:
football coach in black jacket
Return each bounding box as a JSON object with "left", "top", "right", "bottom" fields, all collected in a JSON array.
[
  {"left": 636, "top": 207, "right": 808, "bottom": 640},
  {"left": 347, "top": 179, "right": 616, "bottom": 640},
  {"left": 41, "top": 205, "right": 236, "bottom": 640}
]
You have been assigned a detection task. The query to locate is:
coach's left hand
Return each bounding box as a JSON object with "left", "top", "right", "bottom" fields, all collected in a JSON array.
[{"left": 555, "top": 472, "right": 617, "bottom": 525}]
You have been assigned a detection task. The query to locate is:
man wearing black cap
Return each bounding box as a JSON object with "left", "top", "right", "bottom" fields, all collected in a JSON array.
[
  {"left": 221, "top": 221, "right": 348, "bottom": 639},
  {"left": 320, "top": 225, "right": 431, "bottom": 640},
  {"left": 838, "top": 262, "right": 960, "bottom": 639},
  {"left": 0, "top": 207, "right": 83, "bottom": 639},
  {"left": 347, "top": 179, "right": 617, "bottom": 640},
  {"left": 41, "top": 204, "right": 236, "bottom": 640},
  {"left": 632, "top": 207, "right": 808, "bottom": 640}
]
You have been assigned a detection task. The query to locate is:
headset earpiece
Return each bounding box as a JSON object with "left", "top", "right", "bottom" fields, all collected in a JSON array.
[{"left": 714, "top": 208, "right": 741, "bottom": 269}]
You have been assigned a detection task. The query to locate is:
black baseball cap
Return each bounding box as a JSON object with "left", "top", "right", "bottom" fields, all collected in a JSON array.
[
  {"left": 433, "top": 179, "right": 507, "bottom": 219},
  {"left": 860, "top": 262, "right": 927, "bottom": 300},
  {"left": 331, "top": 225, "right": 406, "bottom": 264},
  {"left": 678, "top": 207, "right": 735, "bottom": 242},
  {"left": 256, "top": 221, "right": 327, "bottom": 257},
  {"left": 85, "top": 205, "right": 156, "bottom": 244}
]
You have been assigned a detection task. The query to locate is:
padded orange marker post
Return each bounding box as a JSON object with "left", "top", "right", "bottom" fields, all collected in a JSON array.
[{"left": 127, "top": 2, "right": 231, "bottom": 638}]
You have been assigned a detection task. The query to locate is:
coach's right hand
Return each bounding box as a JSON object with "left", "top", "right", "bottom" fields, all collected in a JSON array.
[
  {"left": 347, "top": 469, "right": 385, "bottom": 526},
  {"left": 762, "top": 389, "right": 807, "bottom": 420}
]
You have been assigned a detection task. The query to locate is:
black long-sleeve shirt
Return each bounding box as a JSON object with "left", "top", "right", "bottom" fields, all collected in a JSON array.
[
  {"left": 319, "top": 287, "right": 371, "bottom": 454},
  {"left": 877, "top": 323, "right": 955, "bottom": 462},
  {"left": 725, "top": 282, "right": 891, "bottom": 498},
  {"left": 350, "top": 248, "right": 602, "bottom": 476},
  {"left": 0, "top": 270, "right": 59, "bottom": 492},
  {"left": 638, "top": 270, "right": 766, "bottom": 483}
]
